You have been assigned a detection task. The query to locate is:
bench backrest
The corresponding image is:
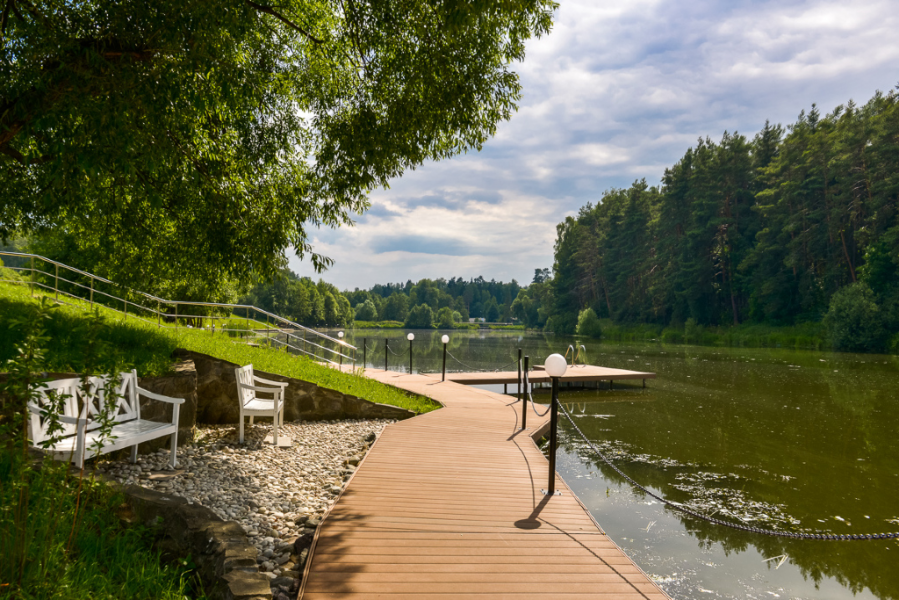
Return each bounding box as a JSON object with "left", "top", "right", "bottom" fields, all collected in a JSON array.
[
  {"left": 28, "top": 371, "right": 142, "bottom": 444},
  {"left": 90, "top": 370, "right": 141, "bottom": 428},
  {"left": 235, "top": 364, "right": 255, "bottom": 404},
  {"left": 28, "top": 377, "right": 94, "bottom": 446}
]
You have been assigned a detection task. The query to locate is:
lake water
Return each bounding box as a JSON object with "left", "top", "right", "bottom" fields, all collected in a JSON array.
[{"left": 338, "top": 329, "right": 899, "bottom": 600}]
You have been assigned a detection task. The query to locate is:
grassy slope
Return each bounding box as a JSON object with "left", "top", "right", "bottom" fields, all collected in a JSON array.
[{"left": 0, "top": 281, "right": 438, "bottom": 414}]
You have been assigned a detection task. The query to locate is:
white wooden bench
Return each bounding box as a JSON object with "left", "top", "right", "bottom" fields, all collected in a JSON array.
[
  {"left": 28, "top": 370, "right": 184, "bottom": 468},
  {"left": 235, "top": 364, "right": 287, "bottom": 444}
]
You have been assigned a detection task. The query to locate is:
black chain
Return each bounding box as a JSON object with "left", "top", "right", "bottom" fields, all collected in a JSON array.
[
  {"left": 385, "top": 343, "right": 404, "bottom": 357},
  {"left": 556, "top": 400, "right": 899, "bottom": 541}
]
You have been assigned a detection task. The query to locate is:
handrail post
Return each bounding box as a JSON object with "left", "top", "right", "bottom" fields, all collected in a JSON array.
[
  {"left": 385, "top": 339, "right": 388, "bottom": 372},
  {"left": 30, "top": 256, "right": 34, "bottom": 297},
  {"left": 90, "top": 278, "right": 94, "bottom": 307},
  {"left": 363, "top": 338, "right": 366, "bottom": 370},
  {"left": 174, "top": 303, "right": 178, "bottom": 327},
  {"left": 157, "top": 301, "right": 161, "bottom": 328},
  {"left": 55, "top": 263, "right": 59, "bottom": 301},
  {"left": 546, "top": 376, "right": 560, "bottom": 496},
  {"left": 521, "top": 356, "right": 529, "bottom": 430},
  {"left": 517, "top": 348, "right": 522, "bottom": 403}
]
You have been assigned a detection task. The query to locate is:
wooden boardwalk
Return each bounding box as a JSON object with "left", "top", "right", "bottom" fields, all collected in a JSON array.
[{"left": 299, "top": 369, "right": 669, "bottom": 600}]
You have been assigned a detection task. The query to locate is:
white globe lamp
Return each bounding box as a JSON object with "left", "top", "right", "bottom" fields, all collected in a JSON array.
[{"left": 544, "top": 353, "right": 567, "bottom": 378}]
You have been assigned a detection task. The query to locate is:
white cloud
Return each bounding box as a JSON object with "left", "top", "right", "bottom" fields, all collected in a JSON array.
[{"left": 290, "top": 0, "right": 899, "bottom": 290}]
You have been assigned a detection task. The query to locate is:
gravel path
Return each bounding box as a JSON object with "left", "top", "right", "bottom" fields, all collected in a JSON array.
[{"left": 96, "top": 419, "right": 392, "bottom": 592}]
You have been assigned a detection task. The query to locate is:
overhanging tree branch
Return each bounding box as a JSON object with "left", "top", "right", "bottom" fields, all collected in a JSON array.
[{"left": 244, "top": 0, "right": 323, "bottom": 44}]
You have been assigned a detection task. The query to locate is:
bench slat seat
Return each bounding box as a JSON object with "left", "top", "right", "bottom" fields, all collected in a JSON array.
[{"left": 28, "top": 370, "right": 183, "bottom": 468}]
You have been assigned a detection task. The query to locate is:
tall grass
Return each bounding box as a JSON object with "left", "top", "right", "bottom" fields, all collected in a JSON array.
[{"left": 0, "top": 282, "right": 438, "bottom": 414}]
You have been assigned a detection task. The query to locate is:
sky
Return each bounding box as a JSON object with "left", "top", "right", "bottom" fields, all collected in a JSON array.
[{"left": 289, "top": 0, "right": 899, "bottom": 291}]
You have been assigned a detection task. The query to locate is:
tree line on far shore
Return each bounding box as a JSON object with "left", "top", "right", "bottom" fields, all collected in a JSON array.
[{"left": 535, "top": 87, "right": 899, "bottom": 352}]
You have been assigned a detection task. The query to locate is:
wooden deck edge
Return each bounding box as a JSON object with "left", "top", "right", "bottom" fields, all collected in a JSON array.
[{"left": 298, "top": 421, "right": 393, "bottom": 598}]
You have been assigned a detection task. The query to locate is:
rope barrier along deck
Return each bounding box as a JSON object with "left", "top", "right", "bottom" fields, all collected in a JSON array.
[
  {"left": 555, "top": 399, "right": 899, "bottom": 541},
  {"left": 523, "top": 365, "right": 551, "bottom": 417}
]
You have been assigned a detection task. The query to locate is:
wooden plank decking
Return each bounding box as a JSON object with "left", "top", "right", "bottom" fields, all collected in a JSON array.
[{"left": 300, "top": 369, "right": 669, "bottom": 599}]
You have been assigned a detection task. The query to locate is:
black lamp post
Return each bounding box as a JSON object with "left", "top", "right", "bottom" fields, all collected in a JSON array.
[
  {"left": 441, "top": 334, "right": 449, "bottom": 381},
  {"left": 407, "top": 332, "right": 414, "bottom": 373},
  {"left": 543, "top": 353, "right": 567, "bottom": 496}
]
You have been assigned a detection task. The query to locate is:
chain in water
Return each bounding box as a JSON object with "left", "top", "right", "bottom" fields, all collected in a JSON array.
[{"left": 555, "top": 399, "right": 899, "bottom": 541}]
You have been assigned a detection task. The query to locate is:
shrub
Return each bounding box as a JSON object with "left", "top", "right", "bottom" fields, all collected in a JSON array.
[
  {"left": 576, "top": 308, "right": 603, "bottom": 338},
  {"left": 404, "top": 304, "right": 434, "bottom": 329},
  {"left": 354, "top": 299, "right": 378, "bottom": 321},
  {"left": 436, "top": 306, "right": 455, "bottom": 328},
  {"left": 824, "top": 282, "right": 889, "bottom": 352}
]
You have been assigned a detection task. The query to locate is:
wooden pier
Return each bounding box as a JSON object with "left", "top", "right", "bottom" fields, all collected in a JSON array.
[
  {"left": 445, "top": 364, "right": 655, "bottom": 387},
  {"left": 300, "top": 368, "right": 668, "bottom": 599}
]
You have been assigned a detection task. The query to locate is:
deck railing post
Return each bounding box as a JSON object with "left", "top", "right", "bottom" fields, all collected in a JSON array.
[
  {"left": 521, "top": 356, "right": 529, "bottom": 430},
  {"left": 89, "top": 278, "right": 94, "bottom": 308},
  {"left": 517, "top": 348, "right": 522, "bottom": 403},
  {"left": 54, "top": 263, "right": 58, "bottom": 301},
  {"left": 385, "top": 339, "right": 388, "bottom": 372},
  {"left": 547, "top": 376, "right": 560, "bottom": 495},
  {"left": 363, "top": 338, "right": 366, "bottom": 370},
  {"left": 30, "top": 256, "right": 34, "bottom": 297}
]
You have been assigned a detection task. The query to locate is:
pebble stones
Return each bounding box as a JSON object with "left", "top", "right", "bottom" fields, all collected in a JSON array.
[{"left": 96, "top": 419, "right": 389, "bottom": 596}]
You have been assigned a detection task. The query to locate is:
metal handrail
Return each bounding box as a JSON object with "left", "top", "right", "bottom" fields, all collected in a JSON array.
[{"left": 0, "top": 250, "right": 355, "bottom": 365}]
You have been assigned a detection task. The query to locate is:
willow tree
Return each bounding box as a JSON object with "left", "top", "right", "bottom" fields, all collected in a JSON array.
[{"left": 0, "top": 0, "right": 556, "bottom": 289}]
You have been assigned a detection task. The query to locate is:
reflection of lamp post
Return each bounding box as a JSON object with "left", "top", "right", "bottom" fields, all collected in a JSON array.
[
  {"left": 407, "top": 332, "right": 415, "bottom": 373},
  {"left": 441, "top": 335, "right": 449, "bottom": 381},
  {"left": 543, "top": 353, "right": 567, "bottom": 496},
  {"left": 338, "top": 331, "right": 344, "bottom": 368}
]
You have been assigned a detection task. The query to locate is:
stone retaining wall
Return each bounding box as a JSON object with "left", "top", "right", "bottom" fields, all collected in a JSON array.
[
  {"left": 122, "top": 484, "right": 272, "bottom": 600},
  {"left": 171, "top": 349, "right": 415, "bottom": 424}
]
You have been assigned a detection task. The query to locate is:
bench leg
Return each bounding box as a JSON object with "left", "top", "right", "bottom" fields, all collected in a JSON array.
[
  {"left": 249, "top": 415, "right": 254, "bottom": 425},
  {"left": 239, "top": 414, "right": 245, "bottom": 444},
  {"left": 273, "top": 410, "right": 279, "bottom": 445},
  {"left": 169, "top": 430, "right": 179, "bottom": 468},
  {"left": 130, "top": 444, "right": 138, "bottom": 464}
]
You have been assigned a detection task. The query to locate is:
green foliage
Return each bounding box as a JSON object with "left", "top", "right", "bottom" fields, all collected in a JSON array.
[
  {"left": 352, "top": 276, "right": 523, "bottom": 325},
  {"left": 241, "top": 271, "right": 354, "bottom": 327},
  {"left": 404, "top": 304, "right": 435, "bottom": 329},
  {"left": 0, "top": 299, "right": 201, "bottom": 599},
  {"left": 824, "top": 283, "right": 889, "bottom": 352},
  {"left": 576, "top": 308, "right": 603, "bottom": 338},
  {"left": 354, "top": 299, "right": 378, "bottom": 322},
  {"left": 436, "top": 306, "right": 455, "bottom": 329},
  {"left": 1, "top": 0, "right": 556, "bottom": 291},
  {"left": 0, "top": 282, "right": 438, "bottom": 414},
  {"left": 545, "top": 88, "right": 899, "bottom": 352}
]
